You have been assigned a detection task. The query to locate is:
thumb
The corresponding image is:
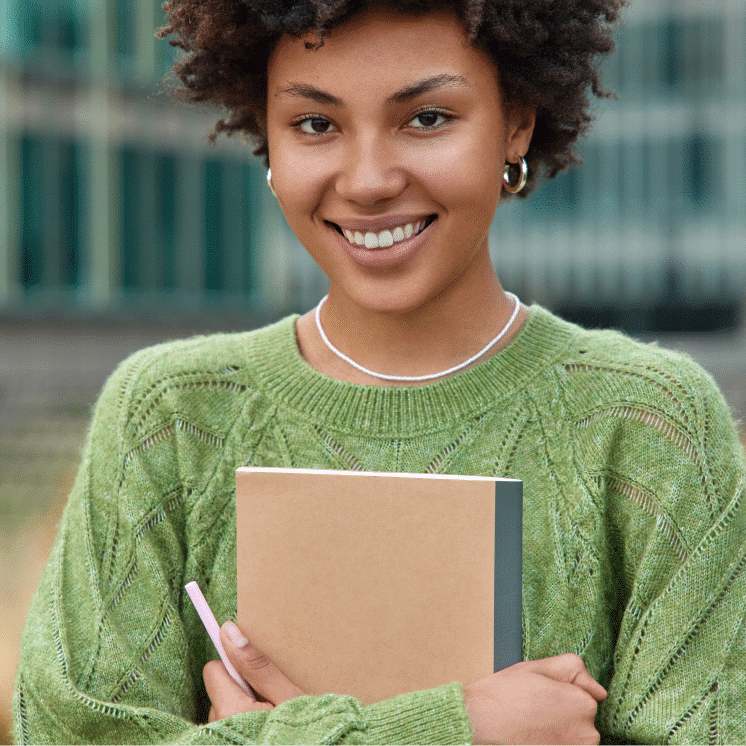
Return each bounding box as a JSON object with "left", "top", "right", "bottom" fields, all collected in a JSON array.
[
  {"left": 529, "top": 653, "right": 607, "bottom": 702},
  {"left": 569, "top": 667, "right": 607, "bottom": 702},
  {"left": 221, "top": 622, "right": 305, "bottom": 706}
]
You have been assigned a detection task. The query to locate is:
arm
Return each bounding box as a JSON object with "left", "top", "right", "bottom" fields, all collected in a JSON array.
[
  {"left": 13, "top": 341, "right": 610, "bottom": 745},
  {"left": 207, "top": 622, "right": 607, "bottom": 745},
  {"left": 597, "top": 366, "right": 746, "bottom": 744},
  {"left": 12, "top": 351, "right": 471, "bottom": 745}
]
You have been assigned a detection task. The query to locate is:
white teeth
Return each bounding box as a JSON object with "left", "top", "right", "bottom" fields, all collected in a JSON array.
[
  {"left": 378, "top": 230, "right": 394, "bottom": 248},
  {"left": 339, "top": 219, "right": 431, "bottom": 248}
]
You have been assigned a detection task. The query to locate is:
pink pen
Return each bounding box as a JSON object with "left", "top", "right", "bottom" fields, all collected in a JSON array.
[{"left": 185, "top": 581, "right": 256, "bottom": 699}]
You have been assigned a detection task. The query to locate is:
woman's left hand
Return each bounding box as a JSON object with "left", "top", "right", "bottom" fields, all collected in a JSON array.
[{"left": 203, "top": 621, "right": 305, "bottom": 722}]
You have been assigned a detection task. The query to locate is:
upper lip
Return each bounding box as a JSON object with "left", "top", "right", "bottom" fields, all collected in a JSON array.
[{"left": 324, "top": 215, "right": 436, "bottom": 232}]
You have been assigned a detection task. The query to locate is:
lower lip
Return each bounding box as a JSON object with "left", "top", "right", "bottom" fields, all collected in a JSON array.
[{"left": 329, "top": 220, "right": 435, "bottom": 269}]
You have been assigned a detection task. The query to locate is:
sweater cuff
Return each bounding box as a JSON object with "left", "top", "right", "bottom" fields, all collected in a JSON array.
[{"left": 364, "top": 682, "right": 472, "bottom": 745}]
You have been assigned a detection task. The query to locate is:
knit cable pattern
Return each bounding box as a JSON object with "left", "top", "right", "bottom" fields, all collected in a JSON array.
[{"left": 13, "top": 306, "right": 746, "bottom": 744}]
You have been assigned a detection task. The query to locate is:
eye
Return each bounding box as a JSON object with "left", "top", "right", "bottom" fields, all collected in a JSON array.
[
  {"left": 293, "top": 116, "right": 335, "bottom": 135},
  {"left": 408, "top": 110, "right": 451, "bottom": 129}
]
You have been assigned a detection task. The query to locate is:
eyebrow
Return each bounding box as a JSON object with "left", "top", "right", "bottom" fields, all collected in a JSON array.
[
  {"left": 387, "top": 73, "right": 469, "bottom": 103},
  {"left": 276, "top": 74, "right": 469, "bottom": 107}
]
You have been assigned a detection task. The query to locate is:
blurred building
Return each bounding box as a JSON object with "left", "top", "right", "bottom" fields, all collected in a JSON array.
[
  {"left": 0, "top": 0, "right": 744, "bottom": 330},
  {"left": 494, "top": 0, "right": 746, "bottom": 331},
  {"left": 0, "top": 0, "right": 323, "bottom": 322}
]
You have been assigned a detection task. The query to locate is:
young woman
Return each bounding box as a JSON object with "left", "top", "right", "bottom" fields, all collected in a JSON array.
[{"left": 14, "top": 0, "right": 746, "bottom": 743}]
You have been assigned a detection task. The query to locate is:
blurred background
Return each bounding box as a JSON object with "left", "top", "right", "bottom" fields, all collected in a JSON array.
[{"left": 0, "top": 0, "right": 745, "bottom": 741}]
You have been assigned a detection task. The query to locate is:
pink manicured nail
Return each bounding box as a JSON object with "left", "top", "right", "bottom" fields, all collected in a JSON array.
[{"left": 224, "top": 621, "right": 249, "bottom": 648}]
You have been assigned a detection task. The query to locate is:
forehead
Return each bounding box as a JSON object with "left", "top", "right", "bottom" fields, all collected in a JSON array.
[{"left": 267, "top": 8, "right": 499, "bottom": 97}]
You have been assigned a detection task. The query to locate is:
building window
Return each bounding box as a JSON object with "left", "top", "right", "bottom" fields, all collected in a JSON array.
[
  {"left": 20, "top": 1, "right": 84, "bottom": 56},
  {"left": 660, "top": 17, "right": 725, "bottom": 95},
  {"left": 21, "top": 137, "right": 43, "bottom": 289},
  {"left": 115, "top": 0, "right": 136, "bottom": 64},
  {"left": 684, "top": 134, "right": 722, "bottom": 210},
  {"left": 21, "top": 135, "right": 82, "bottom": 291},
  {"left": 120, "top": 146, "right": 178, "bottom": 293},
  {"left": 204, "top": 159, "right": 225, "bottom": 293},
  {"left": 608, "top": 16, "right": 726, "bottom": 99},
  {"left": 526, "top": 168, "right": 581, "bottom": 218},
  {"left": 203, "top": 158, "right": 258, "bottom": 297},
  {"left": 157, "top": 154, "right": 177, "bottom": 290}
]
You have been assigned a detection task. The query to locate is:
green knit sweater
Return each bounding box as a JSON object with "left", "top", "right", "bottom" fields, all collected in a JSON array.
[{"left": 14, "top": 306, "right": 746, "bottom": 745}]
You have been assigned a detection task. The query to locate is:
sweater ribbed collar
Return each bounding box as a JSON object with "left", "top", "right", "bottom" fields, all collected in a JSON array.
[{"left": 245, "top": 305, "right": 579, "bottom": 437}]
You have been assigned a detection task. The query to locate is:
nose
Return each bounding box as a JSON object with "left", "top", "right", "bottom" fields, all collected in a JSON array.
[{"left": 335, "top": 133, "right": 406, "bottom": 206}]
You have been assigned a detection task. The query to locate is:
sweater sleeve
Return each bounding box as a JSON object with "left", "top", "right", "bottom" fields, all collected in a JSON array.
[
  {"left": 12, "top": 348, "right": 473, "bottom": 746},
  {"left": 596, "top": 360, "right": 746, "bottom": 745}
]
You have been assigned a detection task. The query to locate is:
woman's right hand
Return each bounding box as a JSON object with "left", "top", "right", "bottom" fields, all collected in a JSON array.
[{"left": 464, "top": 653, "right": 607, "bottom": 745}]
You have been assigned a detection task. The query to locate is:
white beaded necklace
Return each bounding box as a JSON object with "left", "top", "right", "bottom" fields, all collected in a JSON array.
[{"left": 314, "top": 292, "right": 521, "bottom": 383}]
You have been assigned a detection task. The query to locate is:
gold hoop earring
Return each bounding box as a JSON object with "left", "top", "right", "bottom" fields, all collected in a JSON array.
[
  {"left": 267, "top": 168, "right": 277, "bottom": 198},
  {"left": 503, "top": 156, "right": 528, "bottom": 194}
]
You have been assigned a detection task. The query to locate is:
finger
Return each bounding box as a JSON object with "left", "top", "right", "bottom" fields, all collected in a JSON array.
[
  {"left": 221, "top": 622, "right": 305, "bottom": 706},
  {"left": 204, "top": 660, "right": 273, "bottom": 721},
  {"left": 554, "top": 654, "right": 607, "bottom": 702},
  {"left": 569, "top": 668, "right": 607, "bottom": 702},
  {"left": 529, "top": 653, "right": 607, "bottom": 701}
]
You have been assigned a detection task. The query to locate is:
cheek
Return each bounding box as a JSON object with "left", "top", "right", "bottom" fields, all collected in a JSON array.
[
  {"left": 270, "top": 147, "right": 329, "bottom": 225},
  {"left": 415, "top": 152, "right": 502, "bottom": 217},
  {"left": 409, "top": 127, "right": 503, "bottom": 209}
]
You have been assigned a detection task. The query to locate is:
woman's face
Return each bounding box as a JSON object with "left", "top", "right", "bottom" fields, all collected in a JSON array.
[{"left": 266, "top": 8, "right": 534, "bottom": 315}]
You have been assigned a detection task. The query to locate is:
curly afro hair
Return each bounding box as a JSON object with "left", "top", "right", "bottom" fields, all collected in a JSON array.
[{"left": 157, "top": 0, "right": 625, "bottom": 197}]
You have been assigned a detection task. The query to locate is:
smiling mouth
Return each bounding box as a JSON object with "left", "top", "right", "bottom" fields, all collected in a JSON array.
[{"left": 328, "top": 215, "right": 437, "bottom": 249}]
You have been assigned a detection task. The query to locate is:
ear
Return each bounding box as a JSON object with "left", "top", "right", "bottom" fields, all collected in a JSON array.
[{"left": 506, "top": 106, "right": 536, "bottom": 159}]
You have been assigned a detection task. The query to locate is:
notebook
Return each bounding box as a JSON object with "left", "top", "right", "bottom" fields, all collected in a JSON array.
[{"left": 236, "top": 467, "right": 522, "bottom": 704}]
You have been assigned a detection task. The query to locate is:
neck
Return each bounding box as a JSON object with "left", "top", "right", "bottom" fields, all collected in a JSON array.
[{"left": 296, "top": 270, "right": 526, "bottom": 385}]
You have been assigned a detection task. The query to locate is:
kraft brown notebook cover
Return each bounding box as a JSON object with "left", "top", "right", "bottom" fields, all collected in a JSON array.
[{"left": 236, "top": 467, "right": 522, "bottom": 704}]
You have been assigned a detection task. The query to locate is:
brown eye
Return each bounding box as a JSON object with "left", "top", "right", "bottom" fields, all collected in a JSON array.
[
  {"left": 410, "top": 111, "right": 449, "bottom": 129},
  {"left": 298, "top": 117, "right": 334, "bottom": 134},
  {"left": 417, "top": 112, "right": 439, "bottom": 127}
]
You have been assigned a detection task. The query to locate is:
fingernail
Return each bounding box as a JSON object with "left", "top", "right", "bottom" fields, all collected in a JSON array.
[{"left": 224, "top": 621, "right": 249, "bottom": 648}]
